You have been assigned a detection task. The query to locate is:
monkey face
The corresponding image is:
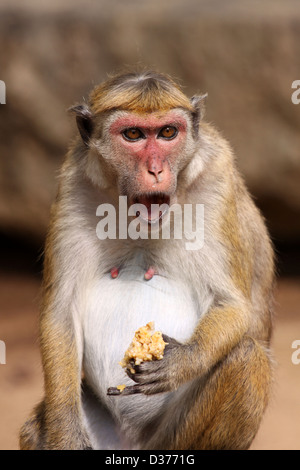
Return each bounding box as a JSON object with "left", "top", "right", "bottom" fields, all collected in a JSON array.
[{"left": 96, "top": 109, "right": 196, "bottom": 219}]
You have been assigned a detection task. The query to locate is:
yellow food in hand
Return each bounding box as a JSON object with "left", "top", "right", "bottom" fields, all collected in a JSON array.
[{"left": 120, "top": 322, "right": 167, "bottom": 371}]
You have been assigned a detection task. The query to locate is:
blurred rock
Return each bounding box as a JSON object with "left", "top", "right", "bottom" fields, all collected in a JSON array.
[{"left": 0, "top": 0, "right": 300, "bottom": 245}]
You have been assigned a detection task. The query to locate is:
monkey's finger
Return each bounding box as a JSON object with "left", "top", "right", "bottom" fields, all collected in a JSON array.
[
  {"left": 125, "top": 359, "right": 157, "bottom": 374},
  {"left": 162, "top": 334, "right": 181, "bottom": 349},
  {"left": 107, "top": 385, "right": 145, "bottom": 396},
  {"left": 108, "top": 382, "right": 168, "bottom": 396},
  {"left": 126, "top": 361, "right": 162, "bottom": 381},
  {"left": 126, "top": 369, "right": 152, "bottom": 383},
  {"left": 127, "top": 381, "right": 170, "bottom": 395},
  {"left": 107, "top": 387, "right": 122, "bottom": 395}
]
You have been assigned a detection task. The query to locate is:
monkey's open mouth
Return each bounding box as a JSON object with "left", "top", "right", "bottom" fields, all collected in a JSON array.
[{"left": 132, "top": 192, "right": 170, "bottom": 224}]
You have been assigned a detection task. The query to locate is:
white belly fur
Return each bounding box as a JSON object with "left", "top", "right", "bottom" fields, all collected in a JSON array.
[{"left": 83, "top": 262, "right": 199, "bottom": 431}]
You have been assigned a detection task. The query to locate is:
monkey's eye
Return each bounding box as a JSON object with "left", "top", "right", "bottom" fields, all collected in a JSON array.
[
  {"left": 158, "top": 126, "right": 178, "bottom": 140},
  {"left": 122, "top": 128, "right": 144, "bottom": 141}
]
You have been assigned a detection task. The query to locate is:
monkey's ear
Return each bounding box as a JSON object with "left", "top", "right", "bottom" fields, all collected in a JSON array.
[
  {"left": 190, "top": 93, "right": 207, "bottom": 135},
  {"left": 69, "top": 104, "right": 94, "bottom": 146}
]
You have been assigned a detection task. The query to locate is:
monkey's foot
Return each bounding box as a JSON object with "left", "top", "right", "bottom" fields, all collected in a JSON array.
[{"left": 110, "top": 266, "right": 157, "bottom": 281}]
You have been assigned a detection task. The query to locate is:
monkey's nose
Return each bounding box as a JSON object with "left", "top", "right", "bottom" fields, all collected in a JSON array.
[
  {"left": 147, "top": 155, "right": 164, "bottom": 182},
  {"left": 148, "top": 167, "right": 163, "bottom": 181}
]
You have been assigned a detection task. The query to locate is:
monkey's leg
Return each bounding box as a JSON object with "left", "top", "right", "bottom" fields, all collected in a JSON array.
[
  {"left": 20, "top": 401, "right": 46, "bottom": 450},
  {"left": 81, "top": 381, "right": 124, "bottom": 450},
  {"left": 142, "top": 336, "right": 272, "bottom": 450},
  {"left": 22, "top": 321, "right": 92, "bottom": 449},
  {"left": 20, "top": 385, "right": 122, "bottom": 450}
]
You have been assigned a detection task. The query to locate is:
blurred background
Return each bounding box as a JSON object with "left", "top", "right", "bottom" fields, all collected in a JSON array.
[{"left": 0, "top": 0, "right": 299, "bottom": 450}]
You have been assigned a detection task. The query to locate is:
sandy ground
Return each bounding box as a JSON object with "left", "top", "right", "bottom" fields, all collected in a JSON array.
[{"left": 0, "top": 274, "right": 299, "bottom": 450}]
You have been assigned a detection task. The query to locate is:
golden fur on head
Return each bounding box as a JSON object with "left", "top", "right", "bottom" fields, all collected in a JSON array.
[{"left": 89, "top": 71, "right": 194, "bottom": 115}]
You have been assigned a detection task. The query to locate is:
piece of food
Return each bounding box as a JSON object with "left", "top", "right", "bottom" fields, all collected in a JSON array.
[
  {"left": 116, "top": 384, "right": 126, "bottom": 392},
  {"left": 119, "top": 322, "right": 167, "bottom": 372}
]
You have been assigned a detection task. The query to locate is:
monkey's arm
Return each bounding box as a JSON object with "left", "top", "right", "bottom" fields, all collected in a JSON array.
[
  {"left": 38, "top": 311, "right": 92, "bottom": 449},
  {"left": 108, "top": 302, "right": 250, "bottom": 396},
  {"left": 20, "top": 292, "right": 92, "bottom": 450},
  {"left": 21, "top": 195, "right": 94, "bottom": 450}
]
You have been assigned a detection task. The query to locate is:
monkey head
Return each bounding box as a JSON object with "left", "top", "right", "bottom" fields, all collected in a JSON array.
[{"left": 70, "top": 71, "right": 206, "bottom": 224}]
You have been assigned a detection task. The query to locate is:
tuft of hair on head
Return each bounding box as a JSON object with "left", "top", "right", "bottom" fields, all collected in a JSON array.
[{"left": 89, "top": 70, "right": 195, "bottom": 115}]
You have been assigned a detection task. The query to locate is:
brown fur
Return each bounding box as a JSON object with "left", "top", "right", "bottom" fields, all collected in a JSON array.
[{"left": 90, "top": 71, "right": 194, "bottom": 115}]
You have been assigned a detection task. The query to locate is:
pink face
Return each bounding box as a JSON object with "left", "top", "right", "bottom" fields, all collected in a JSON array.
[{"left": 109, "top": 110, "right": 189, "bottom": 196}]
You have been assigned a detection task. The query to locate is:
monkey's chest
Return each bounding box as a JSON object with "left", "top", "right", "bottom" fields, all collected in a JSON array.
[{"left": 83, "top": 264, "right": 198, "bottom": 419}]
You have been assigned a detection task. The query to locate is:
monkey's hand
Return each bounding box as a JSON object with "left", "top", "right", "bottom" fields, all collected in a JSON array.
[{"left": 107, "top": 335, "right": 187, "bottom": 396}]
